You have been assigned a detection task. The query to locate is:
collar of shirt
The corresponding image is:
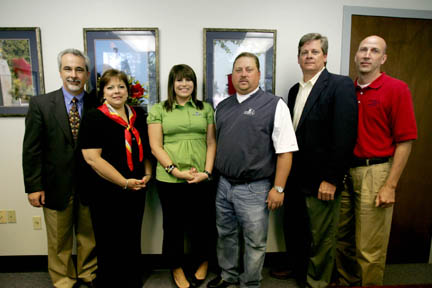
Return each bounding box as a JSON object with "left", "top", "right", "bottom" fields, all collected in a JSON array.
[
  {"left": 236, "top": 86, "right": 260, "bottom": 104},
  {"left": 173, "top": 98, "right": 196, "bottom": 109},
  {"left": 355, "top": 72, "right": 386, "bottom": 90},
  {"left": 62, "top": 87, "right": 85, "bottom": 116},
  {"left": 299, "top": 67, "right": 325, "bottom": 88},
  {"left": 292, "top": 68, "right": 325, "bottom": 131},
  {"left": 357, "top": 83, "right": 370, "bottom": 89}
]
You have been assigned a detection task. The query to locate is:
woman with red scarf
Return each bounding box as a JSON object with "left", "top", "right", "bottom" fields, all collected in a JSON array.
[{"left": 80, "top": 69, "right": 152, "bottom": 288}]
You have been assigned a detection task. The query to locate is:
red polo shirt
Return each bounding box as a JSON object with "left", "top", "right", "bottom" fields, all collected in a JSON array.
[{"left": 353, "top": 73, "right": 417, "bottom": 158}]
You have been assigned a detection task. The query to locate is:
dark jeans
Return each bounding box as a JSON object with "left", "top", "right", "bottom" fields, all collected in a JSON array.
[{"left": 157, "top": 180, "right": 215, "bottom": 270}]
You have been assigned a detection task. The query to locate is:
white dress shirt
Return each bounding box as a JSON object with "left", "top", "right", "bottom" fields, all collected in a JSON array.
[{"left": 292, "top": 68, "right": 324, "bottom": 131}]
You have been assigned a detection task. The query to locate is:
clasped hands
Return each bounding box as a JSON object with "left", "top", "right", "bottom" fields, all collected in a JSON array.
[
  {"left": 125, "top": 174, "right": 152, "bottom": 191},
  {"left": 174, "top": 167, "right": 208, "bottom": 184}
]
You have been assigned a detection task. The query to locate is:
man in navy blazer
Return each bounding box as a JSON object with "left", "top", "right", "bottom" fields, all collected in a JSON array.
[
  {"left": 22, "top": 49, "right": 98, "bottom": 288},
  {"left": 272, "top": 33, "right": 357, "bottom": 288}
]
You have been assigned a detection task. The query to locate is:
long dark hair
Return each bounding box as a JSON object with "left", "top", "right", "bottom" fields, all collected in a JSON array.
[
  {"left": 98, "top": 69, "right": 130, "bottom": 104},
  {"left": 164, "top": 64, "right": 203, "bottom": 111}
]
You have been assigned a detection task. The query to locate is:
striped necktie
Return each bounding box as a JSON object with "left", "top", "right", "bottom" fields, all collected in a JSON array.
[{"left": 69, "top": 97, "right": 80, "bottom": 142}]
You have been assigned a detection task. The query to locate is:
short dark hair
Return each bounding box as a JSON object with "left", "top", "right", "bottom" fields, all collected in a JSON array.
[
  {"left": 57, "top": 48, "right": 90, "bottom": 72},
  {"left": 298, "top": 33, "right": 328, "bottom": 56},
  {"left": 232, "top": 52, "right": 260, "bottom": 71},
  {"left": 98, "top": 69, "right": 130, "bottom": 104},
  {"left": 164, "top": 64, "right": 202, "bottom": 111}
]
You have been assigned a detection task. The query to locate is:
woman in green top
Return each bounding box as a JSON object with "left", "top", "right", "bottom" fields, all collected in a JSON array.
[{"left": 148, "top": 64, "right": 216, "bottom": 288}]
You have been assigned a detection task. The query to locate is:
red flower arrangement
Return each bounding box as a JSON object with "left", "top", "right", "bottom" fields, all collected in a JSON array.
[
  {"left": 128, "top": 77, "right": 147, "bottom": 106},
  {"left": 131, "top": 82, "right": 145, "bottom": 99}
]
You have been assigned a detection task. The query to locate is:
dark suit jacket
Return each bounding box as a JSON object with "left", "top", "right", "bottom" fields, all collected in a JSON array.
[
  {"left": 22, "top": 88, "right": 98, "bottom": 210},
  {"left": 287, "top": 69, "right": 357, "bottom": 196}
]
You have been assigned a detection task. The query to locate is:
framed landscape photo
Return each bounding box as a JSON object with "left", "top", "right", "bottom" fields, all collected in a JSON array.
[
  {"left": 0, "top": 27, "right": 44, "bottom": 116},
  {"left": 84, "top": 28, "right": 160, "bottom": 111},
  {"left": 203, "top": 28, "right": 276, "bottom": 108}
]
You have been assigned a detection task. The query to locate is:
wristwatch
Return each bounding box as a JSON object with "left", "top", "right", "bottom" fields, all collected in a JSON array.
[
  {"left": 165, "top": 164, "right": 176, "bottom": 174},
  {"left": 204, "top": 170, "right": 213, "bottom": 181},
  {"left": 274, "top": 186, "right": 284, "bottom": 193}
]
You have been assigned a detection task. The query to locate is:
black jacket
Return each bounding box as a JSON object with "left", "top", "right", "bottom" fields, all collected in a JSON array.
[
  {"left": 287, "top": 69, "right": 357, "bottom": 195},
  {"left": 22, "top": 88, "right": 98, "bottom": 210}
]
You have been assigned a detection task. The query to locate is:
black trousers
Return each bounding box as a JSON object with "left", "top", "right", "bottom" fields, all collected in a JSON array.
[
  {"left": 90, "top": 187, "right": 146, "bottom": 288},
  {"left": 282, "top": 182, "right": 311, "bottom": 284},
  {"left": 156, "top": 180, "right": 215, "bottom": 270}
]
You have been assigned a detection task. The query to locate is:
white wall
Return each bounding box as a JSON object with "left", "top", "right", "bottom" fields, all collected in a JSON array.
[{"left": 1, "top": 0, "right": 431, "bottom": 256}]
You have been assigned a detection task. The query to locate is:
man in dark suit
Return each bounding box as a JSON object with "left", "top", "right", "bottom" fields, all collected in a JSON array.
[
  {"left": 23, "top": 49, "right": 98, "bottom": 288},
  {"left": 271, "top": 33, "right": 357, "bottom": 288}
]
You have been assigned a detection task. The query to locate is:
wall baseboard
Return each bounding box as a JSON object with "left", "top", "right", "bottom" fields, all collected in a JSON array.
[{"left": 0, "top": 252, "right": 286, "bottom": 273}]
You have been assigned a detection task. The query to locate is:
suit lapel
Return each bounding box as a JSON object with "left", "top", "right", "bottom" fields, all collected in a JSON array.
[
  {"left": 297, "top": 69, "right": 329, "bottom": 130},
  {"left": 287, "top": 84, "right": 299, "bottom": 117},
  {"left": 53, "top": 89, "right": 74, "bottom": 145}
]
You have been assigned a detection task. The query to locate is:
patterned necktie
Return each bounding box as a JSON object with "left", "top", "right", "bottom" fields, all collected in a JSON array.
[{"left": 69, "top": 97, "right": 80, "bottom": 142}]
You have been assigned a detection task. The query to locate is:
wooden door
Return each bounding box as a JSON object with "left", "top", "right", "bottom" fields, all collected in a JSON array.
[{"left": 349, "top": 15, "right": 432, "bottom": 263}]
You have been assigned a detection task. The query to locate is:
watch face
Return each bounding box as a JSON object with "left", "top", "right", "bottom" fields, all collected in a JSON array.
[{"left": 275, "top": 186, "right": 284, "bottom": 193}]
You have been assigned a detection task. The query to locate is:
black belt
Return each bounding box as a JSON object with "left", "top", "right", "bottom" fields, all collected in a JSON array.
[
  {"left": 225, "top": 179, "right": 248, "bottom": 185},
  {"left": 223, "top": 176, "right": 268, "bottom": 185},
  {"left": 351, "top": 157, "right": 389, "bottom": 168}
]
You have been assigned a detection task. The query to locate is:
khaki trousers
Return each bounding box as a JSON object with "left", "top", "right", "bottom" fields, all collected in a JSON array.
[
  {"left": 43, "top": 196, "right": 97, "bottom": 288},
  {"left": 336, "top": 161, "right": 393, "bottom": 286}
]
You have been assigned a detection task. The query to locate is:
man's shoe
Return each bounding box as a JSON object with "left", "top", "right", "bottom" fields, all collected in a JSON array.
[
  {"left": 207, "top": 275, "right": 235, "bottom": 288},
  {"left": 269, "top": 268, "right": 295, "bottom": 280},
  {"left": 189, "top": 274, "right": 205, "bottom": 287},
  {"left": 73, "top": 280, "right": 96, "bottom": 288}
]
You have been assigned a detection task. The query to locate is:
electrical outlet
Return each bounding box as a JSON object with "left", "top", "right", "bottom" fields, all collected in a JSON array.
[
  {"left": 7, "top": 210, "right": 16, "bottom": 223},
  {"left": 32, "top": 216, "right": 42, "bottom": 230},
  {"left": 0, "top": 210, "right": 6, "bottom": 224}
]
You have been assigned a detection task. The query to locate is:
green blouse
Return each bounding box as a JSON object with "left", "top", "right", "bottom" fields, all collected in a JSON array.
[{"left": 147, "top": 99, "right": 214, "bottom": 183}]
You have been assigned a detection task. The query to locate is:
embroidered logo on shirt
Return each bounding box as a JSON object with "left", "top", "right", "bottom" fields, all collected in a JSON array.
[
  {"left": 367, "top": 99, "right": 379, "bottom": 107},
  {"left": 192, "top": 112, "right": 202, "bottom": 116},
  {"left": 243, "top": 108, "right": 255, "bottom": 116}
]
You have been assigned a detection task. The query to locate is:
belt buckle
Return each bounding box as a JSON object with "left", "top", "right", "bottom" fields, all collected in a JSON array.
[{"left": 366, "top": 159, "right": 370, "bottom": 166}]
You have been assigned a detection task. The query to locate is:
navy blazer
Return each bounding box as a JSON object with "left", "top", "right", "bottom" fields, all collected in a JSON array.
[
  {"left": 22, "top": 88, "right": 98, "bottom": 210},
  {"left": 287, "top": 69, "right": 357, "bottom": 195}
]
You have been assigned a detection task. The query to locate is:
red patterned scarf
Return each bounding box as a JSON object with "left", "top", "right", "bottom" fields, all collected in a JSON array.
[{"left": 98, "top": 103, "right": 143, "bottom": 171}]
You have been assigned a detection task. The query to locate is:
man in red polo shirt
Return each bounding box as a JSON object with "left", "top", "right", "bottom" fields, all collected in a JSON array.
[{"left": 335, "top": 35, "right": 417, "bottom": 286}]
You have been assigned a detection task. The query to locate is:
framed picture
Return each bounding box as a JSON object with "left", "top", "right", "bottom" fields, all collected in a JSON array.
[
  {"left": 84, "top": 28, "right": 160, "bottom": 111},
  {"left": 203, "top": 28, "right": 276, "bottom": 108},
  {"left": 0, "top": 27, "right": 44, "bottom": 116}
]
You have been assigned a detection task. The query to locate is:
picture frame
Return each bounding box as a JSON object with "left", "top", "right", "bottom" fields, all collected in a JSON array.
[
  {"left": 0, "top": 27, "right": 44, "bottom": 116},
  {"left": 203, "top": 28, "right": 276, "bottom": 108},
  {"left": 84, "top": 28, "right": 160, "bottom": 111}
]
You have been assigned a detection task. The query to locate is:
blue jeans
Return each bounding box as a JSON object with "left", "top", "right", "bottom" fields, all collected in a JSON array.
[{"left": 215, "top": 176, "right": 271, "bottom": 288}]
